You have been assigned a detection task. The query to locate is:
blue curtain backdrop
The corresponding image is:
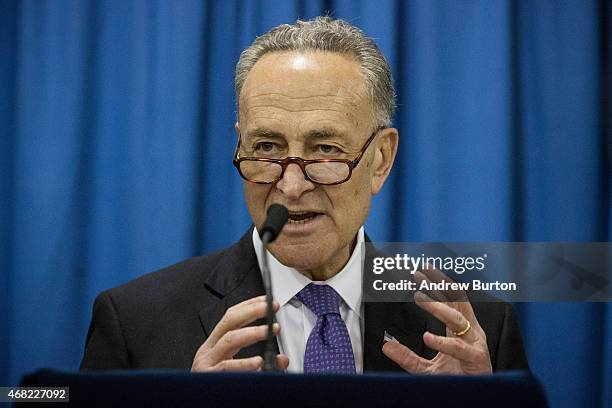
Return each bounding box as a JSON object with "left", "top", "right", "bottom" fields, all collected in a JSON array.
[{"left": 1, "top": 1, "right": 610, "bottom": 407}]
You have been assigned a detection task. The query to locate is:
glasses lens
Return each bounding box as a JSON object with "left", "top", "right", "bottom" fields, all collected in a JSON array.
[
  {"left": 306, "top": 162, "right": 350, "bottom": 184},
  {"left": 239, "top": 160, "right": 282, "bottom": 183}
]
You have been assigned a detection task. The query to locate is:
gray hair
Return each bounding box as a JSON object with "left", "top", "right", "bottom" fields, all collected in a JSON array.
[{"left": 235, "top": 16, "right": 396, "bottom": 128}]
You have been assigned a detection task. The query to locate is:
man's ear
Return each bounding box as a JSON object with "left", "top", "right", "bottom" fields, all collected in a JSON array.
[
  {"left": 235, "top": 122, "right": 243, "bottom": 146},
  {"left": 370, "top": 128, "right": 399, "bottom": 195}
]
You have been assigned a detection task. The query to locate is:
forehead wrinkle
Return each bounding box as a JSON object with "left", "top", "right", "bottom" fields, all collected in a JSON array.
[
  {"left": 247, "top": 106, "right": 354, "bottom": 114},
  {"left": 246, "top": 91, "right": 364, "bottom": 103},
  {"left": 243, "top": 104, "right": 363, "bottom": 130},
  {"left": 245, "top": 95, "right": 362, "bottom": 112},
  {"left": 244, "top": 80, "right": 366, "bottom": 101},
  {"left": 245, "top": 92, "right": 364, "bottom": 114},
  {"left": 248, "top": 91, "right": 353, "bottom": 100}
]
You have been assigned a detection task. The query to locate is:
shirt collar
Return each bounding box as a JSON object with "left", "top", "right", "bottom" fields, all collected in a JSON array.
[{"left": 252, "top": 226, "right": 364, "bottom": 317}]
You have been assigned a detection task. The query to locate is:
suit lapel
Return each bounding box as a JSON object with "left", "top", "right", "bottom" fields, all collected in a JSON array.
[{"left": 198, "top": 228, "right": 279, "bottom": 358}]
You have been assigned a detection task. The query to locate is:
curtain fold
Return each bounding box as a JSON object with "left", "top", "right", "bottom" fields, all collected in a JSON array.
[{"left": 1, "top": 1, "right": 609, "bottom": 407}]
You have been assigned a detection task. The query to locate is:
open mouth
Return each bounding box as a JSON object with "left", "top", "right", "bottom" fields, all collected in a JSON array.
[{"left": 287, "top": 211, "right": 323, "bottom": 225}]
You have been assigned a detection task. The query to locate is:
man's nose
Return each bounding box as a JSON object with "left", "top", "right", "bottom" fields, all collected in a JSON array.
[{"left": 275, "top": 163, "right": 316, "bottom": 199}]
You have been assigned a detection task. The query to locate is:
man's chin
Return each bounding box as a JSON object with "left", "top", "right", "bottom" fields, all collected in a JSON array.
[{"left": 268, "top": 241, "right": 329, "bottom": 272}]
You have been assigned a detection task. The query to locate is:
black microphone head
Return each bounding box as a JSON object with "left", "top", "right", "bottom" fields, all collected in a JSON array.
[{"left": 260, "top": 204, "right": 289, "bottom": 243}]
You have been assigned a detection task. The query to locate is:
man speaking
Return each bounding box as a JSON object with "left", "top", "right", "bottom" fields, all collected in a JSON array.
[{"left": 81, "top": 16, "right": 528, "bottom": 374}]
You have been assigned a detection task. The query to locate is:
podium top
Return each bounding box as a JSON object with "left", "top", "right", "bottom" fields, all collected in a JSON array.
[{"left": 21, "top": 369, "right": 547, "bottom": 407}]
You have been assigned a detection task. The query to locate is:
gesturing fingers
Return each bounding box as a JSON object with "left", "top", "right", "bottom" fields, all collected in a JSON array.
[
  {"left": 207, "top": 296, "right": 276, "bottom": 346},
  {"left": 382, "top": 340, "right": 431, "bottom": 374},
  {"left": 414, "top": 291, "right": 475, "bottom": 341},
  {"left": 192, "top": 295, "right": 282, "bottom": 372},
  {"left": 423, "top": 332, "right": 492, "bottom": 374},
  {"left": 209, "top": 323, "right": 280, "bottom": 362},
  {"left": 423, "top": 332, "right": 477, "bottom": 362},
  {"left": 212, "top": 356, "right": 264, "bottom": 371}
]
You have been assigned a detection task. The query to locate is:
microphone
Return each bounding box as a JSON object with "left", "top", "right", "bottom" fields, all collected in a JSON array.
[
  {"left": 259, "top": 204, "right": 288, "bottom": 371},
  {"left": 260, "top": 204, "right": 289, "bottom": 245}
]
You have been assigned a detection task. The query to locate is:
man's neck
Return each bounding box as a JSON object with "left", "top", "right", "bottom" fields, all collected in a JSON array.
[{"left": 295, "top": 235, "right": 358, "bottom": 281}]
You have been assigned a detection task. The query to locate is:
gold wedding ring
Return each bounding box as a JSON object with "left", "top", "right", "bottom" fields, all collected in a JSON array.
[{"left": 453, "top": 320, "right": 471, "bottom": 337}]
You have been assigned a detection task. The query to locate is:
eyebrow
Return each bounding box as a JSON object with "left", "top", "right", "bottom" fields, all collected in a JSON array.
[
  {"left": 304, "top": 128, "right": 348, "bottom": 140},
  {"left": 244, "top": 128, "right": 285, "bottom": 140},
  {"left": 245, "top": 127, "right": 348, "bottom": 141}
]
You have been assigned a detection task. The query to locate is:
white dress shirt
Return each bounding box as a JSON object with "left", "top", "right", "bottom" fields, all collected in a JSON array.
[{"left": 252, "top": 227, "right": 365, "bottom": 373}]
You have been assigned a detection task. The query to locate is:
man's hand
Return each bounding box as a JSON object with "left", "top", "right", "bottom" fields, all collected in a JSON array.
[
  {"left": 191, "top": 295, "right": 289, "bottom": 372},
  {"left": 382, "top": 268, "right": 493, "bottom": 375}
]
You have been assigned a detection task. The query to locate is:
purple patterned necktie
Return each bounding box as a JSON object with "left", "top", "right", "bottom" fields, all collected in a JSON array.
[{"left": 296, "top": 283, "right": 356, "bottom": 374}]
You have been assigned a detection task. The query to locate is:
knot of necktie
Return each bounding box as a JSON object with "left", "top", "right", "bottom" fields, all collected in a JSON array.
[{"left": 296, "top": 283, "right": 342, "bottom": 317}]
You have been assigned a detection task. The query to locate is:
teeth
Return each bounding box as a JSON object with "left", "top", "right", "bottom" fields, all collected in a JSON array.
[{"left": 288, "top": 216, "right": 316, "bottom": 224}]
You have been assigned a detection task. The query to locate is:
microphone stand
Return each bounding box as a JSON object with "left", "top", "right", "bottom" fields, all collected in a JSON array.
[
  {"left": 258, "top": 203, "right": 288, "bottom": 371},
  {"left": 260, "top": 233, "right": 277, "bottom": 371}
]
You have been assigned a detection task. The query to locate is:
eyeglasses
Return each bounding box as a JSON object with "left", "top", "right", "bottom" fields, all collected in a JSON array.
[{"left": 232, "top": 128, "right": 384, "bottom": 185}]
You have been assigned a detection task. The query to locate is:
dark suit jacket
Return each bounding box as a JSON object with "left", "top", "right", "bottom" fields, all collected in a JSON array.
[{"left": 81, "top": 229, "right": 529, "bottom": 372}]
